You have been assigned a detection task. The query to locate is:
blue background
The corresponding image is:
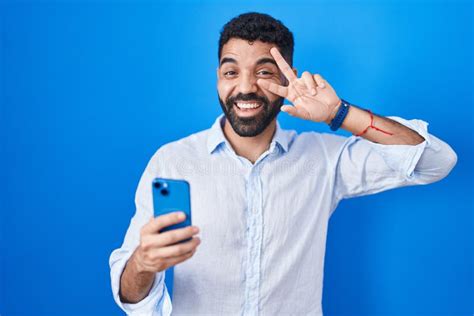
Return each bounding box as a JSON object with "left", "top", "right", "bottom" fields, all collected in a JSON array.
[{"left": 1, "top": 0, "right": 472, "bottom": 315}]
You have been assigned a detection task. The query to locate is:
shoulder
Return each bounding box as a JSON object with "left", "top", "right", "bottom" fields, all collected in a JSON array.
[
  {"left": 159, "top": 129, "right": 209, "bottom": 156},
  {"left": 155, "top": 128, "right": 210, "bottom": 160},
  {"left": 144, "top": 128, "right": 211, "bottom": 175}
]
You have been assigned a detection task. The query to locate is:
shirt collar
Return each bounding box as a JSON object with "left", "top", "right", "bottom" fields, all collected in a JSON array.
[
  {"left": 206, "top": 114, "right": 291, "bottom": 154},
  {"left": 206, "top": 114, "right": 227, "bottom": 154}
]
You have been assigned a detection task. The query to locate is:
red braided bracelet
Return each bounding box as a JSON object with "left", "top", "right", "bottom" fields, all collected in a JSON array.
[{"left": 354, "top": 110, "right": 394, "bottom": 137}]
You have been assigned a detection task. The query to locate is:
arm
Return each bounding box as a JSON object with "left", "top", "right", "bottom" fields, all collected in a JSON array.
[
  {"left": 257, "top": 47, "right": 427, "bottom": 146},
  {"left": 333, "top": 103, "right": 425, "bottom": 145},
  {"left": 119, "top": 248, "right": 155, "bottom": 304},
  {"left": 109, "top": 151, "right": 200, "bottom": 315},
  {"left": 257, "top": 47, "right": 457, "bottom": 204},
  {"left": 109, "top": 211, "right": 172, "bottom": 315},
  {"left": 322, "top": 116, "right": 457, "bottom": 203}
]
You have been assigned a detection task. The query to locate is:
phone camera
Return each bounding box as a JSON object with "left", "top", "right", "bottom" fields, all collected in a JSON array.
[
  {"left": 161, "top": 189, "right": 169, "bottom": 196},
  {"left": 153, "top": 181, "right": 162, "bottom": 189}
]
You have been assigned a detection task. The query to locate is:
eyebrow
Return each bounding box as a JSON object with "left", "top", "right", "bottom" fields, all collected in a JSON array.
[
  {"left": 220, "top": 57, "right": 237, "bottom": 67},
  {"left": 255, "top": 57, "right": 278, "bottom": 67},
  {"left": 219, "top": 56, "right": 278, "bottom": 67}
]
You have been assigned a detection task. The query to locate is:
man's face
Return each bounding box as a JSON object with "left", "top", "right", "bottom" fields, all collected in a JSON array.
[{"left": 217, "top": 38, "right": 288, "bottom": 137}]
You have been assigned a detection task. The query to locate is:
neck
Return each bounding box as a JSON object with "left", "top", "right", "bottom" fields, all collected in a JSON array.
[{"left": 223, "top": 118, "right": 277, "bottom": 164}]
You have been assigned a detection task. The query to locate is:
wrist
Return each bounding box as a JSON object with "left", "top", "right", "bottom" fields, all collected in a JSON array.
[
  {"left": 120, "top": 251, "right": 156, "bottom": 304},
  {"left": 131, "top": 247, "right": 150, "bottom": 274},
  {"left": 328, "top": 98, "right": 351, "bottom": 131},
  {"left": 325, "top": 98, "right": 342, "bottom": 124}
]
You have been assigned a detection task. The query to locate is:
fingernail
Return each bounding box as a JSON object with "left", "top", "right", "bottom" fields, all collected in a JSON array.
[
  {"left": 311, "top": 89, "right": 317, "bottom": 95},
  {"left": 193, "top": 226, "right": 199, "bottom": 233},
  {"left": 178, "top": 212, "right": 186, "bottom": 219}
]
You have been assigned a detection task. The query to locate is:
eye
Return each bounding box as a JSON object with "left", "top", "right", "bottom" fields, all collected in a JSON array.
[
  {"left": 257, "top": 70, "right": 274, "bottom": 76},
  {"left": 224, "top": 71, "right": 237, "bottom": 78}
]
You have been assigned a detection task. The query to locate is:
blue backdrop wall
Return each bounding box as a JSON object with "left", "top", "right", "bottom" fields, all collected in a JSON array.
[{"left": 1, "top": 0, "right": 472, "bottom": 315}]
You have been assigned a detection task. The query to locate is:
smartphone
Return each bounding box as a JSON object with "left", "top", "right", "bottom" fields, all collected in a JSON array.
[{"left": 152, "top": 178, "right": 192, "bottom": 236}]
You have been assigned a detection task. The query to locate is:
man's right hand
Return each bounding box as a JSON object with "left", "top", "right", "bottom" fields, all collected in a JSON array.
[
  {"left": 131, "top": 211, "right": 201, "bottom": 274},
  {"left": 120, "top": 212, "right": 200, "bottom": 303}
]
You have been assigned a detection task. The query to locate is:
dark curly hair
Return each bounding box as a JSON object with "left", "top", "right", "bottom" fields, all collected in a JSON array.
[{"left": 218, "top": 12, "right": 294, "bottom": 66}]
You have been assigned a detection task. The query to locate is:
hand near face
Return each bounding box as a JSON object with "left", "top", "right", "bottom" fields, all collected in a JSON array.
[{"left": 257, "top": 47, "right": 341, "bottom": 123}]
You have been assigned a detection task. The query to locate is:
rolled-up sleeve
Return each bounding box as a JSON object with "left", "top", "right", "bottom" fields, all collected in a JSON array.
[
  {"left": 325, "top": 116, "right": 457, "bottom": 202},
  {"left": 109, "top": 150, "right": 172, "bottom": 315}
]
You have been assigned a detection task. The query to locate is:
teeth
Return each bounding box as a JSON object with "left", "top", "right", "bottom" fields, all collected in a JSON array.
[{"left": 236, "top": 102, "right": 261, "bottom": 109}]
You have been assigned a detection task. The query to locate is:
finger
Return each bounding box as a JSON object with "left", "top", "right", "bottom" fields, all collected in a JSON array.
[
  {"left": 156, "top": 236, "right": 201, "bottom": 258},
  {"left": 313, "top": 74, "right": 326, "bottom": 89},
  {"left": 270, "top": 47, "right": 297, "bottom": 82},
  {"left": 164, "top": 248, "right": 197, "bottom": 267},
  {"left": 147, "top": 225, "right": 200, "bottom": 248},
  {"left": 281, "top": 105, "right": 311, "bottom": 120},
  {"left": 257, "top": 79, "right": 288, "bottom": 97},
  {"left": 301, "top": 71, "right": 317, "bottom": 95},
  {"left": 142, "top": 212, "right": 186, "bottom": 235}
]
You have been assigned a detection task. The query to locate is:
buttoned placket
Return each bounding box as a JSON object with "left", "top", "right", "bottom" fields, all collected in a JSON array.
[{"left": 222, "top": 142, "right": 279, "bottom": 316}]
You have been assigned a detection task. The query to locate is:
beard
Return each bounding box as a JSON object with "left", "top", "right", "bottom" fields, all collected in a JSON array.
[{"left": 218, "top": 91, "right": 283, "bottom": 137}]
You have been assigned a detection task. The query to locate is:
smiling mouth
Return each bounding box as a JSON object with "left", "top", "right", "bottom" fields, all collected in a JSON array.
[{"left": 233, "top": 101, "right": 263, "bottom": 111}]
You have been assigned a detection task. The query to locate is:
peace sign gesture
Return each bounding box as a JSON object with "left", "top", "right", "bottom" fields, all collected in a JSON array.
[{"left": 257, "top": 47, "right": 342, "bottom": 123}]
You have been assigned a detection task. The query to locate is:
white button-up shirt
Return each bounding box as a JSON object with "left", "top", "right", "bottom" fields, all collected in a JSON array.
[{"left": 109, "top": 114, "right": 457, "bottom": 315}]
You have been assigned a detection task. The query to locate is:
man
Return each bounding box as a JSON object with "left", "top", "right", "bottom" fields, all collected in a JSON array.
[{"left": 109, "top": 12, "right": 457, "bottom": 315}]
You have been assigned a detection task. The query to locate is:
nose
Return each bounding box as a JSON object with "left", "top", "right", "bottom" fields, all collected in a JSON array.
[{"left": 238, "top": 72, "right": 258, "bottom": 94}]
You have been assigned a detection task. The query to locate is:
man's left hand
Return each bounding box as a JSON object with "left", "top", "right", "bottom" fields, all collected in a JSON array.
[{"left": 257, "top": 47, "right": 341, "bottom": 124}]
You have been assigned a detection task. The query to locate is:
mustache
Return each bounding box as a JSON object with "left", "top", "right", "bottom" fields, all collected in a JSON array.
[{"left": 226, "top": 93, "right": 269, "bottom": 106}]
